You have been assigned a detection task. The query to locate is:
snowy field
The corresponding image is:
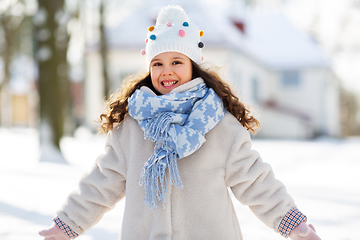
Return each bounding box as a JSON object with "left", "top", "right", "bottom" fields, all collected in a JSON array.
[{"left": 0, "top": 127, "right": 359, "bottom": 240}]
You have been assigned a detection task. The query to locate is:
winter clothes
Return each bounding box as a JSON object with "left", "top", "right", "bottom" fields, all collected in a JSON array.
[
  {"left": 142, "top": 6, "right": 204, "bottom": 68},
  {"left": 55, "top": 82, "right": 301, "bottom": 239},
  {"left": 127, "top": 78, "right": 225, "bottom": 209}
]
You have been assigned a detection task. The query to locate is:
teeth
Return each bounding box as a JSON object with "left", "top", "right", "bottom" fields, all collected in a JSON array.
[{"left": 163, "top": 81, "right": 177, "bottom": 86}]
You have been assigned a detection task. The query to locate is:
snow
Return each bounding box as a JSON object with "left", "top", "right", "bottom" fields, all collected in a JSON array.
[
  {"left": 0, "top": 127, "right": 359, "bottom": 240},
  {"left": 38, "top": 122, "right": 67, "bottom": 164}
]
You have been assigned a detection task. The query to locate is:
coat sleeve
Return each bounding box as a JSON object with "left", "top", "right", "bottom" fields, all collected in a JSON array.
[
  {"left": 56, "top": 129, "right": 127, "bottom": 235},
  {"left": 225, "top": 125, "right": 296, "bottom": 231}
]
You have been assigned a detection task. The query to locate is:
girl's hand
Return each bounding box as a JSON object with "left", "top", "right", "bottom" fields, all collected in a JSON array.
[
  {"left": 289, "top": 222, "right": 321, "bottom": 240},
  {"left": 39, "top": 222, "right": 71, "bottom": 240}
]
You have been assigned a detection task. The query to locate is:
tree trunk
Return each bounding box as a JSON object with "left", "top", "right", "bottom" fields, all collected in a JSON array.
[
  {"left": 99, "top": 0, "right": 110, "bottom": 98},
  {"left": 35, "top": 0, "right": 71, "bottom": 163}
]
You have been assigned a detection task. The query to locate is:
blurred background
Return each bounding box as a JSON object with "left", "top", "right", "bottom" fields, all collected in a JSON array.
[
  {"left": 1, "top": 0, "right": 360, "bottom": 145},
  {"left": 0, "top": 0, "right": 359, "bottom": 239}
]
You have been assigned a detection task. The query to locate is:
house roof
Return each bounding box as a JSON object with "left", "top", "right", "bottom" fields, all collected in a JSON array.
[
  {"left": 238, "top": 9, "right": 330, "bottom": 69},
  {"left": 105, "top": 0, "right": 330, "bottom": 70}
]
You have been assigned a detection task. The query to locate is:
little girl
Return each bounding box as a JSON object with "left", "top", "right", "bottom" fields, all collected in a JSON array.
[{"left": 40, "top": 5, "right": 321, "bottom": 240}]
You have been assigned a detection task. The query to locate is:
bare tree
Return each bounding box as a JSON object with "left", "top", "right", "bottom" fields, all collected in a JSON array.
[
  {"left": 34, "top": 0, "right": 71, "bottom": 163},
  {"left": 99, "top": 0, "right": 111, "bottom": 98}
]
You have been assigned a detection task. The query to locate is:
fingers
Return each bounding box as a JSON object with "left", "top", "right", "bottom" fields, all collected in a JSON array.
[
  {"left": 299, "top": 224, "right": 311, "bottom": 237},
  {"left": 39, "top": 224, "right": 69, "bottom": 239},
  {"left": 309, "top": 223, "right": 316, "bottom": 233},
  {"left": 290, "top": 222, "right": 321, "bottom": 240},
  {"left": 39, "top": 227, "right": 57, "bottom": 237},
  {"left": 292, "top": 222, "right": 311, "bottom": 237}
]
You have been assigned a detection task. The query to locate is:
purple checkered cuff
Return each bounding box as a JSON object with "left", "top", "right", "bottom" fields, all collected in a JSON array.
[
  {"left": 53, "top": 216, "right": 79, "bottom": 239},
  {"left": 277, "top": 207, "right": 307, "bottom": 238}
]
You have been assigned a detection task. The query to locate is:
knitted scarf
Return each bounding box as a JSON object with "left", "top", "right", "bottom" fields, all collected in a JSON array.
[{"left": 128, "top": 78, "right": 225, "bottom": 209}]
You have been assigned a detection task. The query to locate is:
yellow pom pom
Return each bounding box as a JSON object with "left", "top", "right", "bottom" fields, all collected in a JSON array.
[
  {"left": 148, "top": 26, "right": 155, "bottom": 32},
  {"left": 200, "top": 31, "right": 204, "bottom": 37}
]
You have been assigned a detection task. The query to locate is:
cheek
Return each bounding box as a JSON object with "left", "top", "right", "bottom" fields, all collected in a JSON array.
[
  {"left": 150, "top": 75, "right": 157, "bottom": 87},
  {"left": 150, "top": 72, "right": 160, "bottom": 91},
  {"left": 150, "top": 69, "right": 157, "bottom": 83},
  {"left": 183, "top": 66, "right": 193, "bottom": 82}
]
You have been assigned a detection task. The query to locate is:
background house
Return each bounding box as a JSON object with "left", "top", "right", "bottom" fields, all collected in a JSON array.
[
  {"left": 0, "top": 55, "right": 38, "bottom": 128},
  {"left": 84, "top": 0, "right": 340, "bottom": 139}
]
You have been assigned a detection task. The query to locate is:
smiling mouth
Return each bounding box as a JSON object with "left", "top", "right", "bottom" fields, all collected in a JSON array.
[{"left": 161, "top": 80, "right": 178, "bottom": 87}]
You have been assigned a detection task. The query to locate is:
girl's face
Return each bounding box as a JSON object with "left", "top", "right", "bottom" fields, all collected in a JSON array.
[{"left": 150, "top": 52, "right": 193, "bottom": 95}]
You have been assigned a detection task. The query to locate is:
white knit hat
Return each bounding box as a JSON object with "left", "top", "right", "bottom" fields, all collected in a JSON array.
[{"left": 141, "top": 5, "right": 204, "bottom": 68}]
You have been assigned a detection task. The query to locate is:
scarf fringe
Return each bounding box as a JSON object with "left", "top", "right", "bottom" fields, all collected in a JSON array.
[
  {"left": 140, "top": 149, "right": 183, "bottom": 210},
  {"left": 144, "top": 112, "right": 172, "bottom": 143}
]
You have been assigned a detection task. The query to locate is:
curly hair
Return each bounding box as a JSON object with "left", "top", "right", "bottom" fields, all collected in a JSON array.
[{"left": 99, "top": 61, "right": 260, "bottom": 133}]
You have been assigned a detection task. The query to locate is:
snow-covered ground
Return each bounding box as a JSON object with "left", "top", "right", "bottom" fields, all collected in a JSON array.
[{"left": 0, "top": 127, "right": 359, "bottom": 240}]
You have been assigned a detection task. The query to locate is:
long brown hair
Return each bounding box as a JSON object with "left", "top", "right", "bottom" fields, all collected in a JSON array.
[{"left": 99, "top": 61, "right": 260, "bottom": 133}]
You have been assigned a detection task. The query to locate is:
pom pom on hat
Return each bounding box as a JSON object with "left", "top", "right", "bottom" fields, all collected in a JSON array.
[
  {"left": 156, "top": 5, "right": 189, "bottom": 25},
  {"left": 179, "top": 29, "right": 186, "bottom": 37},
  {"left": 143, "top": 5, "right": 203, "bottom": 68}
]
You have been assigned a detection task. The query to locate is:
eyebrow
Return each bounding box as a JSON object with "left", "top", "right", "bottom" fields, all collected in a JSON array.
[{"left": 151, "top": 56, "right": 185, "bottom": 63}]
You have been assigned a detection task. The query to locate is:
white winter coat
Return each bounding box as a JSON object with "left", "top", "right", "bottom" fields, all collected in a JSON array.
[{"left": 57, "top": 111, "right": 296, "bottom": 240}]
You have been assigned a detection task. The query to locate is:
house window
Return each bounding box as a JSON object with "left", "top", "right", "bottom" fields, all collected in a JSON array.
[{"left": 281, "top": 71, "right": 300, "bottom": 87}]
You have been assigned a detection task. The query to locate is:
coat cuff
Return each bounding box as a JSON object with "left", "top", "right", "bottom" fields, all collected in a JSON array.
[
  {"left": 53, "top": 216, "right": 79, "bottom": 239},
  {"left": 277, "top": 207, "right": 307, "bottom": 238}
]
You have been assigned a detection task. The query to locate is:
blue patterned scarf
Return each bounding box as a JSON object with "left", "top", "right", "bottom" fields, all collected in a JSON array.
[{"left": 128, "top": 78, "right": 225, "bottom": 209}]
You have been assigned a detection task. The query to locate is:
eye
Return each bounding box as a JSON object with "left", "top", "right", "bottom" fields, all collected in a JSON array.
[
  {"left": 172, "top": 60, "right": 182, "bottom": 65},
  {"left": 152, "top": 62, "right": 162, "bottom": 67}
]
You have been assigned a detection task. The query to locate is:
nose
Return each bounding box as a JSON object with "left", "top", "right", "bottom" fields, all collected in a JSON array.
[{"left": 162, "top": 66, "right": 174, "bottom": 76}]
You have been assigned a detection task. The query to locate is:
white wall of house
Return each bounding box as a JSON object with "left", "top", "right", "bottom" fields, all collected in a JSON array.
[
  {"left": 107, "top": 49, "right": 146, "bottom": 90},
  {"left": 258, "top": 108, "right": 313, "bottom": 139}
]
